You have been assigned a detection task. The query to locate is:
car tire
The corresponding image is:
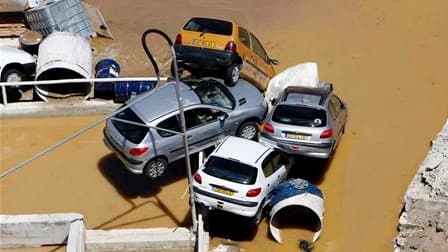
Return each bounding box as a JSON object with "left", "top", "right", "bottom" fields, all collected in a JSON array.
[
  {"left": 2, "top": 68, "right": 24, "bottom": 82},
  {"left": 144, "top": 158, "right": 168, "bottom": 179},
  {"left": 224, "top": 63, "right": 240, "bottom": 86},
  {"left": 170, "top": 60, "right": 184, "bottom": 78},
  {"left": 251, "top": 201, "right": 264, "bottom": 225},
  {"left": 236, "top": 121, "right": 259, "bottom": 141}
]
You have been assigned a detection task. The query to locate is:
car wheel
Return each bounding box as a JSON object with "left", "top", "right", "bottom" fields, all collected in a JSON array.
[
  {"left": 251, "top": 201, "right": 264, "bottom": 225},
  {"left": 170, "top": 60, "right": 184, "bottom": 78},
  {"left": 2, "top": 68, "right": 24, "bottom": 82},
  {"left": 236, "top": 121, "right": 259, "bottom": 141},
  {"left": 144, "top": 158, "right": 168, "bottom": 179},
  {"left": 224, "top": 63, "right": 240, "bottom": 86}
]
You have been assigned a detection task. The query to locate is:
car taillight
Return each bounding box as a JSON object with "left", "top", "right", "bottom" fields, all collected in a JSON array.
[
  {"left": 225, "top": 41, "right": 236, "bottom": 52},
  {"left": 246, "top": 187, "right": 262, "bottom": 197},
  {"left": 129, "top": 147, "right": 149, "bottom": 156},
  {"left": 175, "top": 34, "right": 182, "bottom": 44},
  {"left": 193, "top": 173, "right": 202, "bottom": 184},
  {"left": 320, "top": 128, "right": 333, "bottom": 139},
  {"left": 263, "top": 122, "right": 274, "bottom": 133}
]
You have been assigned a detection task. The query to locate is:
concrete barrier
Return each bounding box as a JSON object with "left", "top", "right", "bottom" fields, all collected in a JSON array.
[
  {"left": 394, "top": 119, "right": 448, "bottom": 251},
  {"left": 0, "top": 100, "right": 121, "bottom": 118},
  {"left": 85, "top": 228, "right": 194, "bottom": 251},
  {"left": 0, "top": 213, "right": 83, "bottom": 248}
]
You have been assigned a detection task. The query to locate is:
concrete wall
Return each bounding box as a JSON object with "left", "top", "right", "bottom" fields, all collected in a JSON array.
[
  {"left": 394, "top": 119, "right": 448, "bottom": 251},
  {"left": 1, "top": 213, "right": 195, "bottom": 251},
  {"left": 85, "top": 228, "right": 194, "bottom": 251},
  {"left": 0, "top": 213, "right": 84, "bottom": 249}
]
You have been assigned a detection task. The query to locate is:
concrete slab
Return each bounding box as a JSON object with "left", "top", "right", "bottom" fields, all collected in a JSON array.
[
  {"left": 85, "top": 228, "right": 194, "bottom": 251},
  {"left": 0, "top": 100, "right": 121, "bottom": 118},
  {"left": 0, "top": 213, "right": 83, "bottom": 248}
]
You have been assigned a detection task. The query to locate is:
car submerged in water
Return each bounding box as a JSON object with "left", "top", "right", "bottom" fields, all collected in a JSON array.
[
  {"left": 172, "top": 17, "right": 278, "bottom": 90},
  {"left": 260, "top": 83, "right": 347, "bottom": 159},
  {"left": 192, "top": 136, "right": 291, "bottom": 224},
  {"left": 103, "top": 77, "right": 267, "bottom": 179}
]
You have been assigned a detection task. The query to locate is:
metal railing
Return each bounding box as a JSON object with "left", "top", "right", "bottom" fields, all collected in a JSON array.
[{"left": 0, "top": 76, "right": 168, "bottom": 105}]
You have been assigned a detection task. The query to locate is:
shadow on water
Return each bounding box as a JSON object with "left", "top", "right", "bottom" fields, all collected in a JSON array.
[
  {"left": 205, "top": 209, "right": 259, "bottom": 241},
  {"left": 288, "top": 156, "right": 332, "bottom": 185},
  {"left": 97, "top": 153, "right": 200, "bottom": 199},
  {"left": 95, "top": 153, "right": 201, "bottom": 229}
]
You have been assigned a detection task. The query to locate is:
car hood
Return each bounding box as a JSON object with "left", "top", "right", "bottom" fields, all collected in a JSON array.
[
  {"left": 227, "top": 79, "right": 265, "bottom": 108},
  {"left": 0, "top": 46, "right": 35, "bottom": 68}
]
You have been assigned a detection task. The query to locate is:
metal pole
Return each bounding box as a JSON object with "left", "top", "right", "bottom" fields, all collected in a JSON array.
[
  {"left": 170, "top": 46, "right": 198, "bottom": 232},
  {"left": 140, "top": 28, "right": 197, "bottom": 232}
]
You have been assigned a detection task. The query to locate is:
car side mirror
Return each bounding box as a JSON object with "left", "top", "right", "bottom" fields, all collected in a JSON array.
[
  {"left": 217, "top": 113, "right": 228, "bottom": 121},
  {"left": 269, "top": 58, "right": 279, "bottom": 65},
  {"left": 269, "top": 97, "right": 276, "bottom": 105}
]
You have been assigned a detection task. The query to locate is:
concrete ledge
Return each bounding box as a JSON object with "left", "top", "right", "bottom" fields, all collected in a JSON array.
[
  {"left": 394, "top": 119, "right": 448, "bottom": 251},
  {"left": 85, "top": 228, "right": 195, "bottom": 251},
  {"left": 67, "top": 219, "right": 86, "bottom": 252},
  {"left": 0, "top": 100, "right": 121, "bottom": 118},
  {"left": 0, "top": 213, "right": 84, "bottom": 248}
]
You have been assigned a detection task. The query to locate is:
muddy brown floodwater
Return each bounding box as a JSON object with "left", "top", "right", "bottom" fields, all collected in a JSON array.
[{"left": 1, "top": 0, "right": 448, "bottom": 251}]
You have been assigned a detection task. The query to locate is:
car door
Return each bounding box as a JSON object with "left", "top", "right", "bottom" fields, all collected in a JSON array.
[
  {"left": 329, "top": 95, "right": 345, "bottom": 144},
  {"left": 154, "top": 113, "right": 184, "bottom": 161},
  {"left": 184, "top": 107, "right": 230, "bottom": 153},
  {"left": 262, "top": 151, "right": 288, "bottom": 196},
  {"left": 249, "top": 32, "right": 276, "bottom": 90},
  {"left": 237, "top": 26, "right": 258, "bottom": 82}
]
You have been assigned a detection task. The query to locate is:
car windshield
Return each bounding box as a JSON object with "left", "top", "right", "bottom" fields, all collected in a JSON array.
[
  {"left": 183, "top": 79, "right": 235, "bottom": 109},
  {"left": 272, "top": 104, "right": 327, "bottom": 127},
  {"left": 203, "top": 156, "right": 257, "bottom": 185},
  {"left": 112, "top": 107, "right": 148, "bottom": 143},
  {"left": 184, "top": 18, "right": 233, "bottom": 36}
]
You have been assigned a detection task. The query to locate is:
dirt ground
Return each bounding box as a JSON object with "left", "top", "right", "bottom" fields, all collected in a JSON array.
[{"left": 1, "top": 0, "right": 448, "bottom": 251}]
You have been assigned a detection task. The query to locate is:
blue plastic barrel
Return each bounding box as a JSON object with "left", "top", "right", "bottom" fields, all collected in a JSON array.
[
  {"left": 114, "top": 81, "right": 156, "bottom": 103},
  {"left": 94, "top": 58, "right": 120, "bottom": 99}
]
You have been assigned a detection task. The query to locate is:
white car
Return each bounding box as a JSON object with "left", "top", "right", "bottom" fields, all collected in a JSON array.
[
  {"left": 0, "top": 46, "right": 36, "bottom": 83},
  {"left": 192, "top": 136, "right": 291, "bottom": 224}
]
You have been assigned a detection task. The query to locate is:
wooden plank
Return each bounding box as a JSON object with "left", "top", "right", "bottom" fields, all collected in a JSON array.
[
  {"left": 82, "top": 2, "right": 113, "bottom": 39},
  {"left": 0, "top": 27, "right": 28, "bottom": 37},
  {"left": 0, "top": 23, "right": 26, "bottom": 28}
]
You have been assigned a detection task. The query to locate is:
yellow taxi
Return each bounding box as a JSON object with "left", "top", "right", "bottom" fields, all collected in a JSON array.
[{"left": 172, "top": 17, "right": 278, "bottom": 90}]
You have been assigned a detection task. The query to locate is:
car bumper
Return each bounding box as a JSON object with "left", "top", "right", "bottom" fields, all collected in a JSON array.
[
  {"left": 103, "top": 132, "right": 145, "bottom": 174},
  {"left": 259, "top": 134, "right": 333, "bottom": 159},
  {"left": 174, "top": 45, "right": 237, "bottom": 69},
  {"left": 193, "top": 186, "right": 260, "bottom": 217}
]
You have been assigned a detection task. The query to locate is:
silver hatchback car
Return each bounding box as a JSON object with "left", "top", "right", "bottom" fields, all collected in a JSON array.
[
  {"left": 259, "top": 84, "right": 347, "bottom": 159},
  {"left": 103, "top": 77, "right": 267, "bottom": 179}
]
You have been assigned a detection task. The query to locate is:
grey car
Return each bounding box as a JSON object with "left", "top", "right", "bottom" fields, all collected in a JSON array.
[
  {"left": 259, "top": 84, "right": 347, "bottom": 159},
  {"left": 103, "top": 77, "right": 267, "bottom": 179}
]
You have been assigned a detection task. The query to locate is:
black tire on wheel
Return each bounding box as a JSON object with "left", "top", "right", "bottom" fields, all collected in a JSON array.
[
  {"left": 224, "top": 63, "right": 240, "bottom": 86},
  {"left": 170, "top": 60, "right": 184, "bottom": 78},
  {"left": 251, "top": 202, "right": 264, "bottom": 225},
  {"left": 144, "top": 158, "right": 168, "bottom": 179},
  {"left": 236, "top": 121, "right": 259, "bottom": 141},
  {"left": 2, "top": 68, "right": 24, "bottom": 82}
]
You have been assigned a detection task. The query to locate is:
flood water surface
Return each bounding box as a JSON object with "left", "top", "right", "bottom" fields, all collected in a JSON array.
[{"left": 2, "top": 0, "right": 448, "bottom": 251}]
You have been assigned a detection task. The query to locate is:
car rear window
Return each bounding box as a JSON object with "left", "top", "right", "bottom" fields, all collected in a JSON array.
[
  {"left": 112, "top": 107, "right": 148, "bottom": 143},
  {"left": 203, "top": 156, "right": 257, "bottom": 185},
  {"left": 184, "top": 18, "right": 233, "bottom": 36},
  {"left": 272, "top": 104, "right": 327, "bottom": 127}
]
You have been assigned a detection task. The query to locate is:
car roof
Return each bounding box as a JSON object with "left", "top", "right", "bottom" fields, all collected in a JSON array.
[
  {"left": 213, "top": 136, "right": 272, "bottom": 166},
  {"left": 131, "top": 81, "right": 201, "bottom": 122},
  {"left": 281, "top": 86, "right": 332, "bottom": 106}
]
